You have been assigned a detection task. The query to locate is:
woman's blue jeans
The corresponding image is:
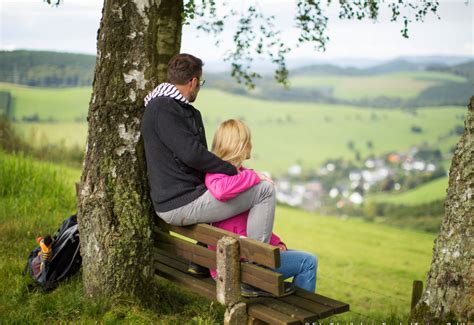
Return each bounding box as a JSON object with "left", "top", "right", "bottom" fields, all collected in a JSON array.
[{"left": 274, "top": 250, "right": 318, "bottom": 292}]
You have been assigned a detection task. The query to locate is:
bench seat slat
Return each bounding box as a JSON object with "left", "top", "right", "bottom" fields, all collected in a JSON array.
[
  {"left": 155, "top": 251, "right": 217, "bottom": 290},
  {"left": 155, "top": 262, "right": 216, "bottom": 300},
  {"left": 280, "top": 295, "right": 334, "bottom": 319},
  {"left": 156, "top": 231, "right": 217, "bottom": 269},
  {"left": 155, "top": 249, "right": 190, "bottom": 272},
  {"left": 156, "top": 222, "right": 280, "bottom": 268},
  {"left": 248, "top": 304, "right": 302, "bottom": 325},
  {"left": 295, "top": 288, "right": 350, "bottom": 314},
  {"left": 258, "top": 298, "right": 320, "bottom": 323},
  {"left": 293, "top": 288, "right": 350, "bottom": 313},
  {"left": 154, "top": 246, "right": 189, "bottom": 265},
  {"left": 241, "top": 263, "right": 284, "bottom": 296}
]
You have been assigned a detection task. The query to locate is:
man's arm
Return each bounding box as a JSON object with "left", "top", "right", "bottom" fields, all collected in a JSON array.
[{"left": 156, "top": 103, "right": 237, "bottom": 175}]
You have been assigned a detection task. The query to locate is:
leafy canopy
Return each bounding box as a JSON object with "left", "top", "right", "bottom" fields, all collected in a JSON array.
[
  {"left": 183, "top": 0, "right": 439, "bottom": 88},
  {"left": 45, "top": 0, "right": 440, "bottom": 88}
]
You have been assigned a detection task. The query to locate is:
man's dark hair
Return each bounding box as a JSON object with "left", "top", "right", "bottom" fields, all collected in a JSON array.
[{"left": 167, "top": 53, "right": 203, "bottom": 85}]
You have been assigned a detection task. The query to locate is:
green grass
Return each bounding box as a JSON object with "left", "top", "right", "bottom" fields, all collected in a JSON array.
[
  {"left": 0, "top": 82, "right": 90, "bottom": 122},
  {"left": 367, "top": 177, "right": 449, "bottom": 205},
  {"left": 1, "top": 82, "right": 464, "bottom": 177},
  {"left": 0, "top": 151, "right": 437, "bottom": 322},
  {"left": 290, "top": 71, "right": 467, "bottom": 100},
  {"left": 0, "top": 151, "right": 226, "bottom": 323},
  {"left": 15, "top": 122, "right": 89, "bottom": 148},
  {"left": 273, "top": 206, "right": 436, "bottom": 321}
]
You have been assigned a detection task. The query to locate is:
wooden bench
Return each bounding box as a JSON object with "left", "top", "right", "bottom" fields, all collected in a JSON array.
[{"left": 154, "top": 220, "right": 349, "bottom": 324}]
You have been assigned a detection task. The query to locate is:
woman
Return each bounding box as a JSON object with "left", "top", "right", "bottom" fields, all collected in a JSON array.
[{"left": 206, "top": 119, "right": 318, "bottom": 297}]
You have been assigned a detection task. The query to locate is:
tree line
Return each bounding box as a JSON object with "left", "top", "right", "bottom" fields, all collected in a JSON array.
[
  {"left": 208, "top": 59, "right": 474, "bottom": 109},
  {"left": 0, "top": 50, "right": 95, "bottom": 87},
  {"left": 1, "top": 50, "right": 472, "bottom": 109}
]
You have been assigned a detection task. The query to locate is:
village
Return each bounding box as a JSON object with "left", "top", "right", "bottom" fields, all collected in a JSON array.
[{"left": 271, "top": 146, "right": 447, "bottom": 213}]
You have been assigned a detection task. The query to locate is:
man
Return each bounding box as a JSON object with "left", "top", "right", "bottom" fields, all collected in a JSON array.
[{"left": 141, "top": 53, "right": 276, "bottom": 244}]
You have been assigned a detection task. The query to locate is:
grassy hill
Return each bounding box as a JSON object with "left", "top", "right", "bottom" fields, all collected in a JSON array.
[
  {"left": 0, "top": 151, "right": 436, "bottom": 321},
  {"left": 0, "top": 83, "right": 464, "bottom": 176},
  {"left": 197, "top": 89, "right": 463, "bottom": 175},
  {"left": 0, "top": 82, "right": 90, "bottom": 122},
  {"left": 367, "top": 176, "right": 448, "bottom": 205},
  {"left": 273, "top": 206, "right": 435, "bottom": 320},
  {"left": 289, "top": 71, "right": 466, "bottom": 100}
]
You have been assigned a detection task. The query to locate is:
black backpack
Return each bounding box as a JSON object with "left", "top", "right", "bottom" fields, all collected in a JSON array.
[{"left": 24, "top": 215, "right": 82, "bottom": 290}]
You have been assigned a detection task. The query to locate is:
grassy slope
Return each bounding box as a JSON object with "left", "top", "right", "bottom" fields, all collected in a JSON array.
[
  {"left": 367, "top": 176, "right": 448, "bottom": 205},
  {"left": 1, "top": 82, "right": 464, "bottom": 176},
  {"left": 0, "top": 82, "right": 91, "bottom": 121},
  {"left": 273, "top": 206, "right": 436, "bottom": 320},
  {"left": 0, "top": 151, "right": 436, "bottom": 321},
  {"left": 15, "top": 122, "right": 89, "bottom": 148},
  {"left": 290, "top": 71, "right": 467, "bottom": 99},
  {"left": 0, "top": 82, "right": 90, "bottom": 148},
  {"left": 0, "top": 151, "right": 225, "bottom": 323}
]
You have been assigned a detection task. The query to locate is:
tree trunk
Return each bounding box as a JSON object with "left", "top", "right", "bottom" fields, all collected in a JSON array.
[
  {"left": 413, "top": 97, "right": 473, "bottom": 322},
  {"left": 77, "top": 0, "right": 183, "bottom": 301}
]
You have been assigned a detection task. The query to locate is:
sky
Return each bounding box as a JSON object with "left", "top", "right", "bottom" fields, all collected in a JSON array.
[{"left": 1, "top": 0, "right": 473, "bottom": 68}]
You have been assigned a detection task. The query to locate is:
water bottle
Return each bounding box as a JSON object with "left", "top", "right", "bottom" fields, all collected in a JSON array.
[{"left": 37, "top": 235, "right": 53, "bottom": 271}]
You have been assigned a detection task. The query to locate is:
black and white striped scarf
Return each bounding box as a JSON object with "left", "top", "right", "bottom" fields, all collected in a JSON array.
[{"left": 144, "top": 82, "right": 189, "bottom": 106}]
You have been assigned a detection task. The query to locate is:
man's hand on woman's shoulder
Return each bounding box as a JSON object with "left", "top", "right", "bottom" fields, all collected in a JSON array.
[{"left": 256, "top": 172, "right": 274, "bottom": 184}]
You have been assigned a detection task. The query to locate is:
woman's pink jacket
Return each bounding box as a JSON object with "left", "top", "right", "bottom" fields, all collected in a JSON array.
[{"left": 205, "top": 167, "right": 285, "bottom": 277}]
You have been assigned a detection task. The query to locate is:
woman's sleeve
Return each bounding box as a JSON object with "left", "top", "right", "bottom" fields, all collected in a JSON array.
[{"left": 205, "top": 169, "right": 261, "bottom": 202}]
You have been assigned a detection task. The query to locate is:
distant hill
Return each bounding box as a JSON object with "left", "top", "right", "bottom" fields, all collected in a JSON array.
[
  {"left": 292, "top": 57, "right": 474, "bottom": 77},
  {"left": 427, "top": 60, "right": 474, "bottom": 80},
  {"left": 211, "top": 58, "right": 473, "bottom": 108},
  {"left": 1, "top": 50, "right": 471, "bottom": 108},
  {"left": 364, "top": 59, "right": 424, "bottom": 75},
  {"left": 0, "top": 50, "right": 95, "bottom": 87},
  {"left": 292, "top": 59, "right": 427, "bottom": 76},
  {"left": 399, "top": 55, "right": 473, "bottom": 66}
]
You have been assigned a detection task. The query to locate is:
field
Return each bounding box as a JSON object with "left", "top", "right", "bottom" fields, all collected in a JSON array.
[
  {"left": 0, "top": 82, "right": 465, "bottom": 176},
  {"left": 367, "top": 177, "right": 449, "bottom": 205},
  {"left": 0, "top": 151, "right": 225, "bottom": 323},
  {"left": 0, "top": 151, "right": 436, "bottom": 322},
  {"left": 15, "top": 122, "right": 88, "bottom": 148},
  {"left": 197, "top": 89, "right": 463, "bottom": 175},
  {"left": 273, "top": 206, "right": 435, "bottom": 320},
  {"left": 290, "top": 71, "right": 467, "bottom": 100},
  {"left": 0, "top": 82, "right": 91, "bottom": 122}
]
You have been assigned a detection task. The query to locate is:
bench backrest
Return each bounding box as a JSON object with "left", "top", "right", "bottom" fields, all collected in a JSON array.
[{"left": 155, "top": 219, "right": 286, "bottom": 296}]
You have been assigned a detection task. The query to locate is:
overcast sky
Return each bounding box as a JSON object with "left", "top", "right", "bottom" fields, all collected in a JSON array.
[{"left": 1, "top": 0, "right": 473, "bottom": 66}]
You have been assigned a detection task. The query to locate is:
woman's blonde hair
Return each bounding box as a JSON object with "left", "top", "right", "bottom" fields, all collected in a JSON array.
[{"left": 212, "top": 119, "right": 252, "bottom": 167}]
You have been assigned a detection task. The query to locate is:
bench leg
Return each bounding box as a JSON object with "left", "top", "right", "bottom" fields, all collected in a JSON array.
[
  {"left": 224, "top": 302, "right": 248, "bottom": 325},
  {"left": 217, "top": 236, "right": 248, "bottom": 325}
]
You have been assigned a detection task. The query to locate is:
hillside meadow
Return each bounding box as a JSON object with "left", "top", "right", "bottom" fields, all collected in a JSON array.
[
  {"left": 290, "top": 71, "right": 467, "bottom": 100},
  {"left": 1, "top": 82, "right": 464, "bottom": 176},
  {"left": 0, "top": 151, "right": 225, "bottom": 323},
  {"left": 0, "top": 151, "right": 436, "bottom": 322},
  {"left": 367, "top": 176, "right": 449, "bottom": 205},
  {"left": 273, "top": 206, "right": 435, "bottom": 321}
]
